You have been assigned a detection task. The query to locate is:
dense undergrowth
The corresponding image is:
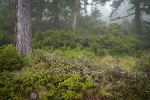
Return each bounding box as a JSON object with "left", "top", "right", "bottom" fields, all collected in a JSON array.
[
  {"left": 0, "top": 24, "right": 150, "bottom": 99},
  {"left": 0, "top": 47, "right": 150, "bottom": 100}
]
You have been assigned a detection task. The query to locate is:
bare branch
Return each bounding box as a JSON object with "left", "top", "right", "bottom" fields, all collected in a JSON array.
[
  {"left": 141, "top": 20, "right": 150, "bottom": 27},
  {"left": 110, "top": 13, "right": 135, "bottom": 21}
]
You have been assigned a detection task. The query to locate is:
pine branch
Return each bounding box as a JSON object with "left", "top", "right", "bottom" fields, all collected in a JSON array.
[
  {"left": 141, "top": 20, "right": 150, "bottom": 27},
  {"left": 110, "top": 13, "right": 135, "bottom": 21}
]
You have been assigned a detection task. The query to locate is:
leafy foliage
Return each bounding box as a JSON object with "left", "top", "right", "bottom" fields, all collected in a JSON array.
[
  {"left": 0, "top": 71, "right": 22, "bottom": 100},
  {"left": 1, "top": 49, "right": 150, "bottom": 99},
  {"left": 33, "top": 28, "right": 142, "bottom": 56},
  {"left": 0, "top": 48, "right": 150, "bottom": 99},
  {"left": 33, "top": 30, "right": 77, "bottom": 49},
  {"left": 0, "top": 29, "right": 13, "bottom": 46},
  {"left": 0, "top": 0, "right": 150, "bottom": 99},
  {"left": 1, "top": 69, "right": 94, "bottom": 100},
  {"left": 0, "top": 45, "right": 23, "bottom": 71},
  {"left": 137, "top": 51, "right": 150, "bottom": 72}
]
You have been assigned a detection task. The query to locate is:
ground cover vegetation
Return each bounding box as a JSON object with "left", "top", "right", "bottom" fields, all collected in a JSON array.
[{"left": 0, "top": 0, "right": 150, "bottom": 99}]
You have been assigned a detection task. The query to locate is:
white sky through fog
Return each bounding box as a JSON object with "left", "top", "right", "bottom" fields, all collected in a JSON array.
[
  {"left": 87, "top": 0, "right": 112, "bottom": 21},
  {"left": 99, "top": 2, "right": 112, "bottom": 21},
  {"left": 87, "top": 0, "right": 149, "bottom": 23},
  {"left": 86, "top": 0, "right": 134, "bottom": 22}
]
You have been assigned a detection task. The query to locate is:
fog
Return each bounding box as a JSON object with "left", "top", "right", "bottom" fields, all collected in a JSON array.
[
  {"left": 87, "top": 0, "right": 149, "bottom": 23},
  {"left": 0, "top": 0, "right": 150, "bottom": 100},
  {"left": 87, "top": 0, "right": 112, "bottom": 22}
]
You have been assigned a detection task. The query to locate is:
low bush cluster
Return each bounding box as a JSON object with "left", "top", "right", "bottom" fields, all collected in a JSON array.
[
  {"left": 33, "top": 29, "right": 142, "bottom": 56},
  {"left": 0, "top": 45, "right": 24, "bottom": 71},
  {"left": 33, "top": 30, "right": 77, "bottom": 49},
  {"left": 1, "top": 49, "right": 150, "bottom": 99},
  {"left": 0, "top": 24, "right": 149, "bottom": 99},
  {"left": 137, "top": 51, "right": 150, "bottom": 72},
  {"left": 1, "top": 70, "right": 94, "bottom": 100},
  {"left": 0, "top": 29, "right": 13, "bottom": 46}
]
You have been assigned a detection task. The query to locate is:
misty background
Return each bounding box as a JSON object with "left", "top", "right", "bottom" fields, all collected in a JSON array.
[{"left": 87, "top": 0, "right": 149, "bottom": 23}]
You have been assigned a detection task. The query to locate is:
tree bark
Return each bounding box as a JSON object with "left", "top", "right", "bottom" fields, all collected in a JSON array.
[
  {"left": 84, "top": 0, "right": 87, "bottom": 15},
  {"left": 15, "top": 0, "right": 32, "bottom": 56},
  {"left": 91, "top": 0, "right": 94, "bottom": 14},
  {"left": 72, "top": 0, "right": 79, "bottom": 31}
]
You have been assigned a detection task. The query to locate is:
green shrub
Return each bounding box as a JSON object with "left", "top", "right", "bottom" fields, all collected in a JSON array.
[
  {"left": 108, "top": 23, "right": 128, "bottom": 35},
  {"left": 137, "top": 51, "right": 150, "bottom": 72},
  {"left": 33, "top": 30, "right": 77, "bottom": 49},
  {"left": 1, "top": 48, "right": 150, "bottom": 99},
  {"left": 45, "top": 74, "right": 93, "bottom": 100},
  {"left": 0, "top": 71, "right": 22, "bottom": 100},
  {"left": 89, "top": 34, "right": 142, "bottom": 56},
  {"left": 13, "top": 68, "right": 94, "bottom": 100},
  {"left": 0, "top": 45, "right": 23, "bottom": 71},
  {"left": 109, "top": 73, "right": 150, "bottom": 100},
  {"left": 0, "top": 29, "right": 13, "bottom": 46},
  {"left": 33, "top": 29, "right": 142, "bottom": 56}
]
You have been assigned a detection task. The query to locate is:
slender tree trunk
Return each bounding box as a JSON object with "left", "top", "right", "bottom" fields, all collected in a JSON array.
[
  {"left": 84, "top": 0, "right": 87, "bottom": 15},
  {"left": 53, "top": 0, "right": 59, "bottom": 29},
  {"left": 72, "top": 0, "right": 79, "bottom": 31},
  {"left": 134, "top": 0, "right": 141, "bottom": 34},
  {"left": 15, "top": 0, "right": 32, "bottom": 56},
  {"left": 91, "top": 0, "right": 94, "bottom": 14}
]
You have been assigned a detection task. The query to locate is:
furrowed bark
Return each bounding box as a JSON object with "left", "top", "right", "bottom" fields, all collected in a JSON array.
[
  {"left": 15, "top": 0, "right": 32, "bottom": 56},
  {"left": 72, "top": 0, "right": 79, "bottom": 31}
]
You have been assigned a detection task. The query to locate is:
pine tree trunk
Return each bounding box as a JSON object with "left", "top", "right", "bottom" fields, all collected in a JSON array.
[
  {"left": 53, "top": 0, "right": 60, "bottom": 29},
  {"left": 91, "top": 0, "right": 94, "bottom": 14},
  {"left": 134, "top": 0, "right": 141, "bottom": 34},
  {"left": 84, "top": 0, "right": 87, "bottom": 15},
  {"left": 72, "top": 0, "right": 79, "bottom": 31},
  {"left": 15, "top": 0, "right": 32, "bottom": 56}
]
